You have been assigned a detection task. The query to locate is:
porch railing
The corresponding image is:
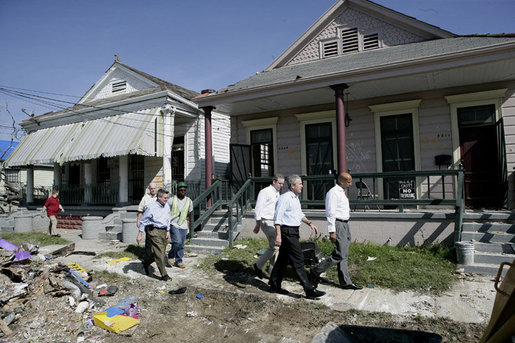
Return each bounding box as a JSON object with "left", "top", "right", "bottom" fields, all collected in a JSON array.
[
  {"left": 190, "top": 179, "right": 227, "bottom": 240},
  {"left": 57, "top": 183, "right": 120, "bottom": 205},
  {"left": 248, "top": 170, "right": 466, "bottom": 242}
]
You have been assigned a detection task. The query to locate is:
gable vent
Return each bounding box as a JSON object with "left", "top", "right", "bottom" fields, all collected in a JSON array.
[
  {"left": 112, "top": 80, "right": 127, "bottom": 93},
  {"left": 322, "top": 40, "right": 338, "bottom": 58},
  {"left": 364, "top": 33, "right": 379, "bottom": 50},
  {"left": 341, "top": 28, "right": 359, "bottom": 54}
]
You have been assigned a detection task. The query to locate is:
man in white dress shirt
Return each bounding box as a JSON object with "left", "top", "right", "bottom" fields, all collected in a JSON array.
[
  {"left": 252, "top": 174, "right": 284, "bottom": 278},
  {"left": 310, "top": 172, "right": 362, "bottom": 290},
  {"left": 269, "top": 174, "right": 326, "bottom": 299}
]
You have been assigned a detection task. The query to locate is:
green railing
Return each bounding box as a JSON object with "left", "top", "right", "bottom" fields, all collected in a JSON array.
[
  {"left": 246, "top": 170, "right": 466, "bottom": 243},
  {"left": 190, "top": 179, "right": 226, "bottom": 240},
  {"left": 226, "top": 179, "right": 254, "bottom": 246},
  {"left": 58, "top": 183, "right": 119, "bottom": 205}
]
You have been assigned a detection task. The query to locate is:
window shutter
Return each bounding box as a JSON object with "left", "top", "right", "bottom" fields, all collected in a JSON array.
[
  {"left": 364, "top": 33, "right": 379, "bottom": 50},
  {"left": 322, "top": 40, "right": 338, "bottom": 58},
  {"left": 341, "top": 28, "right": 359, "bottom": 54}
]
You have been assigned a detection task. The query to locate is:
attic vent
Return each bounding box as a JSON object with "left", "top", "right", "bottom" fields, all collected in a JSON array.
[
  {"left": 364, "top": 33, "right": 379, "bottom": 50},
  {"left": 112, "top": 80, "right": 127, "bottom": 93},
  {"left": 341, "top": 28, "right": 359, "bottom": 54},
  {"left": 322, "top": 40, "right": 339, "bottom": 58}
]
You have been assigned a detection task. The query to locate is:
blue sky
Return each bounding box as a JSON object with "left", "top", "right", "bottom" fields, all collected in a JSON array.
[{"left": 0, "top": 0, "right": 514, "bottom": 142}]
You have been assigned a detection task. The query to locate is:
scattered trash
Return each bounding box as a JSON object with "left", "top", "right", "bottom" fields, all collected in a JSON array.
[
  {"left": 367, "top": 256, "right": 377, "bottom": 261},
  {"left": 196, "top": 293, "right": 204, "bottom": 299},
  {"left": 367, "top": 283, "right": 375, "bottom": 288},
  {"left": 233, "top": 244, "right": 247, "bottom": 249},
  {"left": 169, "top": 287, "right": 187, "bottom": 295},
  {"left": 75, "top": 301, "right": 90, "bottom": 313},
  {"left": 186, "top": 311, "right": 197, "bottom": 317},
  {"left": 94, "top": 296, "right": 140, "bottom": 333},
  {"left": 106, "top": 257, "right": 131, "bottom": 264},
  {"left": 98, "top": 285, "right": 118, "bottom": 297}
]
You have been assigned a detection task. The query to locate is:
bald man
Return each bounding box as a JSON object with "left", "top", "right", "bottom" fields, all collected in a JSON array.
[
  {"left": 137, "top": 182, "right": 158, "bottom": 259},
  {"left": 310, "top": 172, "right": 362, "bottom": 290}
]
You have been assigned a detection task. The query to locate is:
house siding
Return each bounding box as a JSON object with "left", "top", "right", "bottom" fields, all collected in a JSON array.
[
  {"left": 287, "top": 6, "right": 425, "bottom": 66},
  {"left": 232, "top": 82, "right": 515, "bottom": 207}
]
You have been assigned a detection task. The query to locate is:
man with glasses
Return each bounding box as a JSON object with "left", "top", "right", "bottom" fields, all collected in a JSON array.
[{"left": 136, "top": 188, "right": 171, "bottom": 281}]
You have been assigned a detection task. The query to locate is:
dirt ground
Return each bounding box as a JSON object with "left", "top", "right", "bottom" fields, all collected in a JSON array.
[{"left": 1, "top": 231, "right": 495, "bottom": 342}]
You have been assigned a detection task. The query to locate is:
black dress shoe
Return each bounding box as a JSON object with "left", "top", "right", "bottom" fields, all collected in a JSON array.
[
  {"left": 269, "top": 286, "right": 289, "bottom": 295},
  {"left": 161, "top": 275, "right": 171, "bottom": 281},
  {"left": 305, "top": 289, "right": 326, "bottom": 299},
  {"left": 253, "top": 263, "right": 264, "bottom": 279},
  {"left": 340, "top": 283, "right": 362, "bottom": 290}
]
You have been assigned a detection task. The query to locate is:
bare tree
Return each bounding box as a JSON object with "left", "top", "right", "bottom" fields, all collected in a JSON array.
[{"left": 0, "top": 104, "right": 22, "bottom": 213}]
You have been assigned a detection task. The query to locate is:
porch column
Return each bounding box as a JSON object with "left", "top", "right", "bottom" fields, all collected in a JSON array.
[
  {"left": 119, "top": 155, "right": 128, "bottom": 204},
  {"left": 161, "top": 105, "right": 176, "bottom": 189},
  {"left": 202, "top": 106, "right": 214, "bottom": 207},
  {"left": 84, "top": 162, "right": 93, "bottom": 204},
  {"left": 330, "top": 83, "right": 349, "bottom": 173},
  {"left": 53, "top": 163, "right": 62, "bottom": 189},
  {"left": 26, "top": 166, "right": 34, "bottom": 204}
]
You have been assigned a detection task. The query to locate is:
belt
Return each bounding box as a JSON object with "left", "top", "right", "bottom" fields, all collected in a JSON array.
[
  {"left": 280, "top": 225, "right": 300, "bottom": 229},
  {"left": 336, "top": 218, "right": 349, "bottom": 223},
  {"left": 146, "top": 225, "right": 167, "bottom": 231}
]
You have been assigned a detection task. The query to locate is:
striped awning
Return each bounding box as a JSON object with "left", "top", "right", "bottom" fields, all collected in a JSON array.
[{"left": 5, "top": 108, "right": 162, "bottom": 167}]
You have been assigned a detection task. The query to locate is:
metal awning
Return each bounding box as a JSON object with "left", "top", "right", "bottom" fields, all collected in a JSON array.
[{"left": 5, "top": 108, "right": 162, "bottom": 167}]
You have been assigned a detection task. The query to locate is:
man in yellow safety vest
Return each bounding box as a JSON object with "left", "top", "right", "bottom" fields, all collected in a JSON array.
[{"left": 167, "top": 182, "right": 192, "bottom": 269}]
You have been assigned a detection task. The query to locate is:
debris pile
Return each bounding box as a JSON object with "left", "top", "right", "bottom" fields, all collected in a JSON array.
[{"left": 0, "top": 239, "right": 140, "bottom": 342}]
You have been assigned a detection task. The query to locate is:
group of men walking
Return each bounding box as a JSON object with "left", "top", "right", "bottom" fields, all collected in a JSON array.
[
  {"left": 253, "top": 172, "right": 361, "bottom": 300},
  {"left": 136, "top": 182, "right": 192, "bottom": 281},
  {"left": 41, "top": 172, "right": 360, "bottom": 297}
]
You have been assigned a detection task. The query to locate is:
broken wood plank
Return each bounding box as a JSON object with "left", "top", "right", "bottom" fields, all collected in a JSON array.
[{"left": 50, "top": 243, "right": 75, "bottom": 257}]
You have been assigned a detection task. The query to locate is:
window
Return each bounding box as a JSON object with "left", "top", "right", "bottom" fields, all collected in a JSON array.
[
  {"left": 250, "top": 129, "right": 273, "bottom": 177},
  {"left": 112, "top": 80, "right": 127, "bottom": 93},
  {"left": 341, "top": 28, "right": 359, "bottom": 54},
  {"left": 5, "top": 169, "right": 20, "bottom": 184}
]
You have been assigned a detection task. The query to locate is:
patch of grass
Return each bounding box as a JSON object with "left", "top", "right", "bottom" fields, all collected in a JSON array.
[
  {"left": 199, "top": 238, "right": 457, "bottom": 294},
  {"left": 0, "top": 232, "right": 69, "bottom": 246},
  {"left": 95, "top": 244, "right": 144, "bottom": 260},
  {"left": 319, "top": 240, "right": 456, "bottom": 294},
  {"left": 198, "top": 238, "right": 267, "bottom": 272}
]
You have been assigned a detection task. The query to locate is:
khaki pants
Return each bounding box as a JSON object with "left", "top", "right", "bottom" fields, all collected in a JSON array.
[
  {"left": 255, "top": 220, "right": 279, "bottom": 275},
  {"left": 48, "top": 216, "right": 58, "bottom": 236},
  {"left": 144, "top": 228, "right": 168, "bottom": 277}
]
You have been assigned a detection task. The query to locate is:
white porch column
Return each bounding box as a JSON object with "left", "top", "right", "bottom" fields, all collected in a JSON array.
[
  {"left": 26, "top": 167, "right": 34, "bottom": 204},
  {"left": 53, "top": 163, "right": 62, "bottom": 188},
  {"left": 161, "top": 105, "right": 176, "bottom": 189},
  {"left": 84, "top": 162, "right": 93, "bottom": 204},
  {"left": 119, "top": 155, "right": 128, "bottom": 204}
]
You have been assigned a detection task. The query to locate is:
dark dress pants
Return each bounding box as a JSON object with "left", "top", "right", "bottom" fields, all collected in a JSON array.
[
  {"left": 269, "top": 226, "right": 314, "bottom": 292},
  {"left": 311, "top": 220, "right": 352, "bottom": 286}
]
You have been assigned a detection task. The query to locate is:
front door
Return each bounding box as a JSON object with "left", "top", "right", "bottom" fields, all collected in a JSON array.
[
  {"left": 380, "top": 113, "right": 415, "bottom": 199},
  {"left": 458, "top": 104, "right": 506, "bottom": 208},
  {"left": 305, "top": 122, "right": 334, "bottom": 200}
]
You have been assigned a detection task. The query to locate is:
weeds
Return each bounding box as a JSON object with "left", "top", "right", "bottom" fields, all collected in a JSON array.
[
  {"left": 199, "top": 238, "right": 457, "bottom": 294},
  {"left": 0, "top": 232, "right": 69, "bottom": 246}
]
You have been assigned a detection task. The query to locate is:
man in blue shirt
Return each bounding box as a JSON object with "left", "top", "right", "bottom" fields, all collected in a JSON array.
[
  {"left": 269, "top": 174, "right": 326, "bottom": 300},
  {"left": 136, "top": 188, "right": 171, "bottom": 281}
]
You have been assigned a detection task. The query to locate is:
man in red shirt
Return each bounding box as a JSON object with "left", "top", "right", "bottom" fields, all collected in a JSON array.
[{"left": 41, "top": 188, "right": 64, "bottom": 237}]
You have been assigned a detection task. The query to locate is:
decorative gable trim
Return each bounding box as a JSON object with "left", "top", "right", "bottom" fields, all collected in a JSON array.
[
  {"left": 266, "top": 0, "right": 455, "bottom": 70},
  {"left": 78, "top": 63, "right": 158, "bottom": 104}
]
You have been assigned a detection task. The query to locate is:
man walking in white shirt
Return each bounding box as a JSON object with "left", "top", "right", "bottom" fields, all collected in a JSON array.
[
  {"left": 310, "top": 172, "right": 362, "bottom": 290},
  {"left": 252, "top": 174, "right": 284, "bottom": 278},
  {"left": 269, "top": 174, "right": 326, "bottom": 300}
]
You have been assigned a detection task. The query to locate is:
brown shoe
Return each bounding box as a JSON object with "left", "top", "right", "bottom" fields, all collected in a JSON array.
[{"left": 174, "top": 262, "right": 186, "bottom": 269}]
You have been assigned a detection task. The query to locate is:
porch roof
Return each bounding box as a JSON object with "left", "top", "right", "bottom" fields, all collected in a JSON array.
[
  {"left": 4, "top": 108, "right": 161, "bottom": 167},
  {"left": 195, "top": 36, "right": 515, "bottom": 114}
]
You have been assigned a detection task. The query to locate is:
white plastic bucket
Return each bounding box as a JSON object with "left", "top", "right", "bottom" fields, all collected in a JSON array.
[{"left": 456, "top": 241, "right": 474, "bottom": 265}]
